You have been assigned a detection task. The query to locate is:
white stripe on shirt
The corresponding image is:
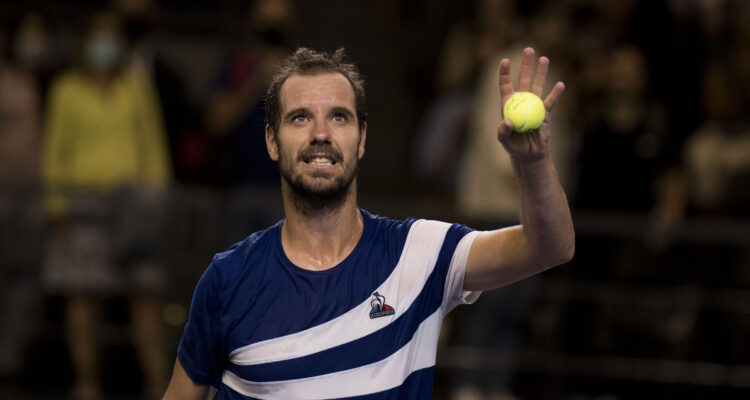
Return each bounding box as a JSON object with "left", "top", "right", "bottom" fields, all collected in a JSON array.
[
  {"left": 222, "top": 309, "right": 442, "bottom": 400},
  {"left": 228, "top": 219, "right": 452, "bottom": 366}
]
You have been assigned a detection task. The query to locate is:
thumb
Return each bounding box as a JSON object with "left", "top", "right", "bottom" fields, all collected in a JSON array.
[{"left": 497, "top": 118, "right": 514, "bottom": 145}]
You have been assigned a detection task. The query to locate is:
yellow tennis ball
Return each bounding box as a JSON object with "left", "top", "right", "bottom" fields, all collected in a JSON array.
[{"left": 503, "top": 92, "right": 546, "bottom": 133}]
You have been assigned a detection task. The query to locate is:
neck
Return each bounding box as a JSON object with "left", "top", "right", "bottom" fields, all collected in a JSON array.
[{"left": 280, "top": 181, "right": 363, "bottom": 271}]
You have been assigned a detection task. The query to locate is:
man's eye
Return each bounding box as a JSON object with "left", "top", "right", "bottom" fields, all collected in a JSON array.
[
  {"left": 332, "top": 113, "right": 346, "bottom": 122},
  {"left": 292, "top": 114, "right": 308, "bottom": 122}
]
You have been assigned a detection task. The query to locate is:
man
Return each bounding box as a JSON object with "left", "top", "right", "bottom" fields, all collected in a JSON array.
[{"left": 163, "top": 46, "right": 573, "bottom": 399}]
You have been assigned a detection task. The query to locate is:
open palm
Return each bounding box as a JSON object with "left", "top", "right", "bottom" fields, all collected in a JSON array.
[{"left": 498, "top": 47, "right": 565, "bottom": 163}]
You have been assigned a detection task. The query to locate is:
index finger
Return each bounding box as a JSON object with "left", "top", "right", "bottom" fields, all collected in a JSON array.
[{"left": 498, "top": 58, "right": 514, "bottom": 105}]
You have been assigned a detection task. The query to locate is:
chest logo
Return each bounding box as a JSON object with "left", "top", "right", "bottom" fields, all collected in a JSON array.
[{"left": 369, "top": 292, "right": 395, "bottom": 319}]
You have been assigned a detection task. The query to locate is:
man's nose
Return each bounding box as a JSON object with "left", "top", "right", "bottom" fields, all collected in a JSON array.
[{"left": 311, "top": 118, "right": 330, "bottom": 142}]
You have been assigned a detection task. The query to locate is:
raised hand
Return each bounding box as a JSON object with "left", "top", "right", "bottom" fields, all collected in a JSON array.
[{"left": 497, "top": 47, "right": 565, "bottom": 163}]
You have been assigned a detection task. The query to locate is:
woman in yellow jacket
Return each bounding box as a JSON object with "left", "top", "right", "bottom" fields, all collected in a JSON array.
[{"left": 43, "top": 10, "right": 170, "bottom": 400}]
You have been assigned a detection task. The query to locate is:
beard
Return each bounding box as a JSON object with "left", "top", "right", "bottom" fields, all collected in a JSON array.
[{"left": 278, "top": 142, "right": 359, "bottom": 216}]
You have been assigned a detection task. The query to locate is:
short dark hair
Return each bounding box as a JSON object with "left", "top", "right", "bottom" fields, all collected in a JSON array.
[{"left": 265, "top": 47, "right": 367, "bottom": 134}]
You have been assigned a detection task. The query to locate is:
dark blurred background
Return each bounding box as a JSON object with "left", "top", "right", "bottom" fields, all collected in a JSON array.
[{"left": 0, "top": 0, "right": 749, "bottom": 399}]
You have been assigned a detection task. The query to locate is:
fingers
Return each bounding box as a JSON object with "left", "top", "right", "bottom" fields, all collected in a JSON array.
[
  {"left": 531, "top": 57, "right": 549, "bottom": 97},
  {"left": 543, "top": 81, "right": 566, "bottom": 111},
  {"left": 500, "top": 47, "right": 566, "bottom": 113},
  {"left": 498, "top": 58, "right": 514, "bottom": 104},
  {"left": 518, "top": 47, "right": 535, "bottom": 92}
]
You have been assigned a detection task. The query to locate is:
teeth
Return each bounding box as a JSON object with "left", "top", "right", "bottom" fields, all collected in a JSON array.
[{"left": 310, "top": 157, "right": 333, "bottom": 165}]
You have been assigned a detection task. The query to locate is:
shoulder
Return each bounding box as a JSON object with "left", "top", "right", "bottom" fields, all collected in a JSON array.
[
  {"left": 51, "top": 69, "right": 83, "bottom": 88},
  {"left": 360, "top": 209, "right": 417, "bottom": 250},
  {"left": 362, "top": 209, "right": 414, "bottom": 233},
  {"left": 48, "top": 70, "right": 86, "bottom": 99},
  {"left": 360, "top": 209, "right": 475, "bottom": 254},
  {"left": 405, "top": 219, "right": 476, "bottom": 253},
  {"left": 360, "top": 209, "right": 473, "bottom": 234},
  {"left": 206, "top": 221, "right": 282, "bottom": 286},
  {"left": 120, "top": 66, "right": 156, "bottom": 91}
]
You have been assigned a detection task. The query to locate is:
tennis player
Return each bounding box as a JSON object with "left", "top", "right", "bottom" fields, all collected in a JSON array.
[{"left": 163, "top": 46, "right": 573, "bottom": 400}]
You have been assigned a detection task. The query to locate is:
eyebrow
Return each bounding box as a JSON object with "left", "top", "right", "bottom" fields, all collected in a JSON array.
[
  {"left": 283, "top": 108, "right": 311, "bottom": 121},
  {"left": 282, "top": 106, "right": 356, "bottom": 121},
  {"left": 330, "top": 107, "right": 356, "bottom": 119}
]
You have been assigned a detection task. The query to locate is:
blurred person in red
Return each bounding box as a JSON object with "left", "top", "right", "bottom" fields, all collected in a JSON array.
[
  {"left": 42, "top": 9, "right": 171, "bottom": 400},
  {"left": 0, "top": 9, "right": 57, "bottom": 380},
  {"left": 203, "top": 0, "right": 297, "bottom": 187}
]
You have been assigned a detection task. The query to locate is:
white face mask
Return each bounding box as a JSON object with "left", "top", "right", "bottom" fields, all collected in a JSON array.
[{"left": 85, "top": 33, "right": 123, "bottom": 72}]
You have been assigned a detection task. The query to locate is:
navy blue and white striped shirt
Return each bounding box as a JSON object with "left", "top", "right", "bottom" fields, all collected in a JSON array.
[{"left": 178, "top": 209, "right": 480, "bottom": 399}]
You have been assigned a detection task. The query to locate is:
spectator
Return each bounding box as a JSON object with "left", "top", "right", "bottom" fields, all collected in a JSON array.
[
  {"left": 458, "top": 5, "right": 574, "bottom": 221},
  {"left": 0, "top": 10, "right": 54, "bottom": 184},
  {"left": 0, "top": 9, "right": 55, "bottom": 381},
  {"left": 41, "top": 9, "right": 171, "bottom": 400},
  {"left": 682, "top": 0, "right": 750, "bottom": 220},
  {"left": 573, "top": 44, "right": 670, "bottom": 214},
  {"left": 440, "top": 3, "right": 576, "bottom": 399},
  {"left": 571, "top": 43, "right": 685, "bottom": 278},
  {"left": 203, "top": 0, "right": 297, "bottom": 187},
  {"left": 116, "top": 0, "right": 198, "bottom": 183},
  {"left": 412, "top": 1, "right": 484, "bottom": 201}
]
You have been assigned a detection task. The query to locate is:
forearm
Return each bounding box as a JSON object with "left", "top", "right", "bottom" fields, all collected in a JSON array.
[
  {"left": 514, "top": 155, "right": 575, "bottom": 267},
  {"left": 464, "top": 47, "right": 572, "bottom": 291}
]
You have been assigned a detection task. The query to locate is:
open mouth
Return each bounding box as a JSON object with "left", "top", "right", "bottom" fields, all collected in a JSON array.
[{"left": 303, "top": 155, "right": 337, "bottom": 166}]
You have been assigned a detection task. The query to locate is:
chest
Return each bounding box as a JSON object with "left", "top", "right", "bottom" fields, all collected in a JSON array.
[
  {"left": 224, "top": 259, "right": 397, "bottom": 353},
  {"left": 222, "top": 243, "right": 445, "bottom": 360}
]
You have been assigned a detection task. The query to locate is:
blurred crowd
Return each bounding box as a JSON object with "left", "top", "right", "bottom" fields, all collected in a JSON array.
[
  {"left": 412, "top": 1, "right": 750, "bottom": 399},
  {"left": 0, "top": 0, "right": 297, "bottom": 398},
  {"left": 0, "top": 0, "right": 748, "bottom": 399},
  {"left": 414, "top": 0, "right": 750, "bottom": 221}
]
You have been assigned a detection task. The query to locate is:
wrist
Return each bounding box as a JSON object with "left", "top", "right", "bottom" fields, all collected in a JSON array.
[{"left": 512, "top": 154, "right": 554, "bottom": 175}]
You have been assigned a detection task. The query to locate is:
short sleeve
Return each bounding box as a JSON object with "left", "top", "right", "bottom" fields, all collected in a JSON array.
[
  {"left": 443, "top": 228, "right": 482, "bottom": 313},
  {"left": 177, "top": 257, "right": 226, "bottom": 388}
]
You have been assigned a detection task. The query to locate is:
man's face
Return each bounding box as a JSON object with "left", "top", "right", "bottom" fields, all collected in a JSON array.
[{"left": 266, "top": 72, "right": 366, "bottom": 204}]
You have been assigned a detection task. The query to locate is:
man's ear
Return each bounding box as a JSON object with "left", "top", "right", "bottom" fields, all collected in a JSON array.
[
  {"left": 266, "top": 124, "right": 279, "bottom": 161},
  {"left": 358, "top": 122, "right": 367, "bottom": 160}
]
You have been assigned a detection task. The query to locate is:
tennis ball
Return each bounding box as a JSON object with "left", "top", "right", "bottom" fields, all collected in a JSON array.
[{"left": 503, "top": 92, "right": 546, "bottom": 133}]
